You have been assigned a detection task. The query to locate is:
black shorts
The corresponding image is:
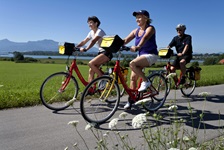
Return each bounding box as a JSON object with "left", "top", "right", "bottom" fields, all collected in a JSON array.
[
  {"left": 172, "top": 55, "right": 192, "bottom": 68},
  {"left": 98, "top": 51, "right": 113, "bottom": 60}
]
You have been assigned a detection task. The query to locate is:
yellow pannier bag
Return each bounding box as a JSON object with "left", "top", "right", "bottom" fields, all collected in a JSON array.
[
  {"left": 58, "top": 42, "right": 75, "bottom": 55},
  {"left": 158, "top": 48, "right": 174, "bottom": 58},
  {"left": 194, "top": 67, "right": 202, "bottom": 80},
  {"left": 101, "top": 35, "right": 124, "bottom": 53}
]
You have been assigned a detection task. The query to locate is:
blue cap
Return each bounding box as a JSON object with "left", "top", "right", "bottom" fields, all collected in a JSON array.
[{"left": 133, "top": 10, "right": 150, "bottom": 18}]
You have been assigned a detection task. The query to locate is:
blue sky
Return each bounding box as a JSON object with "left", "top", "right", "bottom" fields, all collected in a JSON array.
[{"left": 0, "top": 0, "right": 223, "bottom": 54}]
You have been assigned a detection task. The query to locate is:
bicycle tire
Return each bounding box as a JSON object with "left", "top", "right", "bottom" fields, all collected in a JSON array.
[
  {"left": 166, "top": 77, "right": 172, "bottom": 96},
  {"left": 120, "top": 86, "right": 125, "bottom": 97},
  {"left": 40, "top": 72, "right": 79, "bottom": 111},
  {"left": 80, "top": 76, "right": 120, "bottom": 124},
  {"left": 180, "top": 71, "right": 196, "bottom": 97},
  {"left": 161, "top": 70, "right": 171, "bottom": 96},
  {"left": 143, "top": 73, "right": 168, "bottom": 112}
]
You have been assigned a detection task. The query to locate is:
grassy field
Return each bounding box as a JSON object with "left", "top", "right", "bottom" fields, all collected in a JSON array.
[{"left": 0, "top": 61, "right": 224, "bottom": 109}]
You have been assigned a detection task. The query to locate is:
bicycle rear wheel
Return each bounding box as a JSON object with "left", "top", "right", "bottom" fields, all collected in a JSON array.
[
  {"left": 120, "top": 86, "right": 125, "bottom": 97},
  {"left": 180, "top": 71, "right": 196, "bottom": 97},
  {"left": 166, "top": 77, "right": 172, "bottom": 96},
  {"left": 161, "top": 70, "right": 171, "bottom": 96},
  {"left": 143, "top": 73, "right": 167, "bottom": 112},
  {"left": 40, "top": 72, "right": 79, "bottom": 111},
  {"left": 80, "top": 76, "right": 120, "bottom": 124}
]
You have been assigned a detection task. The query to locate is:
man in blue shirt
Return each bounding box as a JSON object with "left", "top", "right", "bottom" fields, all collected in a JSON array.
[{"left": 168, "top": 24, "right": 193, "bottom": 84}]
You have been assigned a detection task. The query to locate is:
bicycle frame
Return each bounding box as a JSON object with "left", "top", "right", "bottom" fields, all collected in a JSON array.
[
  {"left": 103, "top": 51, "right": 157, "bottom": 103},
  {"left": 69, "top": 58, "right": 88, "bottom": 86},
  {"left": 165, "top": 60, "right": 184, "bottom": 87},
  {"left": 59, "top": 53, "right": 88, "bottom": 92}
]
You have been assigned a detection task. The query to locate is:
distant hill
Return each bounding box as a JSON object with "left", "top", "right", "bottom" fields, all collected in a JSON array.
[{"left": 0, "top": 39, "right": 99, "bottom": 54}]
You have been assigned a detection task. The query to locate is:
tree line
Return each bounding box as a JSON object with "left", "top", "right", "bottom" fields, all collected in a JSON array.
[{"left": 1, "top": 51, "right": 224, "bottom": 66}]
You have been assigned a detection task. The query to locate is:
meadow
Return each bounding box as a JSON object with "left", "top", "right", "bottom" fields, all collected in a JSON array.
[{"left": 0, "top": 60, "right": 224, "bottom": 109}]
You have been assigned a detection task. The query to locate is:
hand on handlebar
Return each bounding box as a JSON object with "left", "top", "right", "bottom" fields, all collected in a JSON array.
[
  {"left": 121, "top": 46, "right": 130, "bottom": 51},
  {"left": 177, "top": 53, "right": 183, "bottom": 57},
  {"left": 130, "top": 46, "right": 139, "bottom": 52},
  {"left": 79, "top": 47, "right": 86, "bottom": 52}
]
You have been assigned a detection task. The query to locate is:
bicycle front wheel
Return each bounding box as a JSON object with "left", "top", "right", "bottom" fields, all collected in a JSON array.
[
  {"left": 180, "top": 71, "right": 196, "bottom": 97},
  {"left": 120, "top": 85, "right": 126, "bottom": 97},
  {"left": 143, "top": 73, "right": 167, "bottom": 112},
  {"left": 40, "top": 72, "right": 79, "bottom": 111},
  {"left": 80, "top": 76, "right": 120, "bottom": 124},
  {"left": 166, "top": 77, "right": 172, "bottom": 96}
]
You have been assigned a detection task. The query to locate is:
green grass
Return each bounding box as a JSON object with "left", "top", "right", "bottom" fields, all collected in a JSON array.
[
  {"left": 0, "top": 61, "right": 89, "bottom": 109},
  {"left": 196, "top": 65, "right": 224, "bottom": 86},
  {"left": 0, "top": 61, "right": 224, "bottom": 109}
]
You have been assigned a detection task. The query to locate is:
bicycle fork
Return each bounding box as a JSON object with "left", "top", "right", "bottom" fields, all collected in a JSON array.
[
  {"left": 99, "top": 74, "right": 117, "bottom": 101},
  {"left": 58, "top": 74, "right": 71, "bottom": 93}
]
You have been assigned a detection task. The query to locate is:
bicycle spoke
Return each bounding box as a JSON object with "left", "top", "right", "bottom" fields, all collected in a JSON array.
[
  {"left": 143, "top": 73, "right": 167, "bottom": 112},
  {"left": 40, "top": 72, "right": 78, "bottom": 111},
  {"left": 180, "top": 74, "right": 196, "bottom": 97},
  {"left": 143, "top": 73, "right": 167, "bottom": 111},
  {"left": 80, "top": 76, "right": 120, "bottom": 124}
]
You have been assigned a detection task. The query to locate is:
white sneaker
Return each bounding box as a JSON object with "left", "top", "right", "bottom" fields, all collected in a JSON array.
[
  {"left": 124, "top": 102, "right": 132, "bottom": 109},
  {"left": 98, "top": 80, "right": 107, "bottom": 90},
  {"left": 138, "top": 80, "right": 151, "bottom": 92}
]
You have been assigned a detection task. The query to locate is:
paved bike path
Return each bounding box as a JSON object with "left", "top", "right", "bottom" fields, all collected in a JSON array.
[{"left": 0, "top": 84, "right": 224, "bottom": 150}]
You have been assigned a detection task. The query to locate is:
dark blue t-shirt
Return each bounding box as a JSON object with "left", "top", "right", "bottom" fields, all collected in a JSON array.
[{"left": 169, "top": 34, "right": 193, "bottom": 55}]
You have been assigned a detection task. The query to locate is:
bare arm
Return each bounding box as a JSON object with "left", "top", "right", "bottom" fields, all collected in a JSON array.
[
  {"left": 123, "top": 29, "right": 136, "bottom": 45},
  {"left": 85, "top": 36, "right": 101, "bottom": 51},
  {"left": 179, "top": 44, "right": 189, "bottom": 56},
  {"left": 76, "top": 37, "right": 90, "bottom": 47},
  {"left": 77, "top": 36, "right": 101, "bottom": 52}
]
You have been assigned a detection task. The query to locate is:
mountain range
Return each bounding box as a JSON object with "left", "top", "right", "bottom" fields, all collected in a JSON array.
[
  {"left": 1, "top": 39, "right": 222, "bottom": 55},
  {"left": 0, "top": 39, "right": 99, "bottom": 54}
]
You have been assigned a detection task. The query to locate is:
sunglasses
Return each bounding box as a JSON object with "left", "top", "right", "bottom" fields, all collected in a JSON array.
[{"left": 176, "top": 29, "right": 183, "bottom": 32}]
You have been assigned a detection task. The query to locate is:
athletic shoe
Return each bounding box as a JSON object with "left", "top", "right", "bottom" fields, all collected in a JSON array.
[
  {"left": 138, "top": 80, "right": 151, "bottom": 92},
  {"left": 98, "top": 80, "right": 107, "bottom": 90},
  {"left": 124, "top": 101, "right": 132, "bottom": 109}
]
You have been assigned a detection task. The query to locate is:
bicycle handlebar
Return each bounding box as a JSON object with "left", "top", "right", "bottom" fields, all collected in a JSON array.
[
  {"left": 120, "top": 46, "right": 130, "bottom": 51},
  {"left": 74, "top": 47, "right": 80, "bottom": 52},
  {"left": 73, "top": 46, "right": 130, "bottom": 54},
  {"left": 173, "top": 53, "right": 177, "bottom": 56}
]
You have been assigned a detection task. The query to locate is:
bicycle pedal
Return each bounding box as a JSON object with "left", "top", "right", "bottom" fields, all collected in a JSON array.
[{"left": 138, "top": 90, "right": 146, "bottom": 93}]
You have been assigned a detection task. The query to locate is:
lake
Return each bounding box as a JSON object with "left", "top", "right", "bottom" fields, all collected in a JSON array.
[
  {"left": 0, "top": 54, "right": 204, "bottom": 63},
  {"left": 0, "top": 54, "right": 96, "bottom": 60}
]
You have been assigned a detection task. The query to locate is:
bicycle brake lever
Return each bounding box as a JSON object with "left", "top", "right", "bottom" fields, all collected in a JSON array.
[
  {"left": 66, "top": 66, "right": 69, "bottom": 71},
  {"left": 121, "top": 46, "right": 130, "bottom": 51}
]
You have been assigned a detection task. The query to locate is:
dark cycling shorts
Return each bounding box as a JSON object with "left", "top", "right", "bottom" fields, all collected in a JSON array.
[
  {"left": 98, "top": 51, "right": 113, "bottom": 60},
  {"left": 172, "top": 55, "right": 192, "bottom": 68}
]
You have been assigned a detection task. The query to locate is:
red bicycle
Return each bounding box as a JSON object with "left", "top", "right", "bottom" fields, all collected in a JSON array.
[
  {"left": 40, "top": 42, "right": 125, "bottom": 111},
  {"left": 80, "top": 46, "right": 168, "bottom": 124},
  {"left": 158, "top": 48, "right": 197, "bottom": 97}
]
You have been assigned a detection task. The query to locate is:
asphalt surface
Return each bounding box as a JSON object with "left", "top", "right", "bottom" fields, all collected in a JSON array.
[{"left": 0, "top": 84, "right": 224, "bottom": 150}]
